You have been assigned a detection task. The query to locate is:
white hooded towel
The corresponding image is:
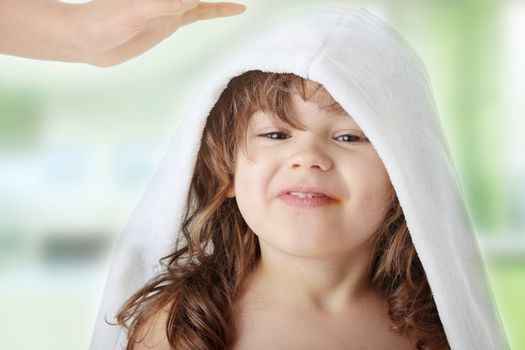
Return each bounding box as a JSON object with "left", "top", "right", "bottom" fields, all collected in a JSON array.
[{"left": 90, "top": 6, "right": 509, "bottom": 350}]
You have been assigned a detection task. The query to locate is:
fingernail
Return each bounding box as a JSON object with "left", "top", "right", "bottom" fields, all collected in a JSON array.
[{"left": 233, "top": 5, "right": 246, "bottom": 13}]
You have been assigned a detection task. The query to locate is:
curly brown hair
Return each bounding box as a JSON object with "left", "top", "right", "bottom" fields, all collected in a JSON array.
[{"left": 114, "top": 70, "right": 449, "bottom": 350}]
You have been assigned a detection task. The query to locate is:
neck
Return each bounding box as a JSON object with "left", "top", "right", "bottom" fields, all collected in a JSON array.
[{"left": 245, "top": 241, "right": 377, "bottom": 315}]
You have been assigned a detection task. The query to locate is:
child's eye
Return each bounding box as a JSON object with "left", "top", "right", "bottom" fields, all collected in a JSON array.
[
  {"left": 335, "top": 134, "right": 369, "bottom": 143},
  {"left": 259, "top": 132, "right": 369, "bottom": 143},
  {"left": 260, "top": 131, "right": 290, "bottom": 140}
]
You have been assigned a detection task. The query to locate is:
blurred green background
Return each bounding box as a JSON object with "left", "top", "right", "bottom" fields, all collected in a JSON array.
[{"left": 1, "top": 0, "right": 523, "bottom": 349}]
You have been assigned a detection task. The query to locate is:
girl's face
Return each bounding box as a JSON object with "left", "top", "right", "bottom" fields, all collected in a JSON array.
[{"left": 232, "top": 93, "right": 393, "bottom": 258}]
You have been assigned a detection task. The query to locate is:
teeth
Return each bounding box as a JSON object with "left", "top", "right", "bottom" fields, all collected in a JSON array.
[{"left": 289, "top": 192, "right": 325, "bottom": 198}]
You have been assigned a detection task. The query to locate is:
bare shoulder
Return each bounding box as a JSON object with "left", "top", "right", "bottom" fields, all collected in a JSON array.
[{"left": 130, "top": 303, "right": 173, "bottom": 350}]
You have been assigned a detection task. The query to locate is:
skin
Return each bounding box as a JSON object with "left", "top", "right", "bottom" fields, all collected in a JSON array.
[
  {"left": 232, "top": 91, "right": 393, "bottom": 309},
  {"left": 132, "top": 89, "right": 417, "bottom": 349},
  {"left": 0, "top": 0, "right": 246, "bottom": 67},
  {"left": 228, "top": 91, "right": 416, "bottom": 348}
]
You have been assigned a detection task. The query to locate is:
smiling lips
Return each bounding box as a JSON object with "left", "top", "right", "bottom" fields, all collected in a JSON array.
[
  {"left": 277, "top": 186, "right": 339, "bottom": 208},
  {"left": 279, "top": 192, "right": 337, "bottom": 208}
]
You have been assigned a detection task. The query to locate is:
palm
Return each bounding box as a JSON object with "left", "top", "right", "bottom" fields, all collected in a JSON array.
[{"left": 83, "top": 1, "right": 246, "bottom": 66}]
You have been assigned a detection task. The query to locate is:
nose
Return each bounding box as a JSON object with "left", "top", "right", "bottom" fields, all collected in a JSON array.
[{"left": 288, "top": 142, "right": 332, "bottom": 171}]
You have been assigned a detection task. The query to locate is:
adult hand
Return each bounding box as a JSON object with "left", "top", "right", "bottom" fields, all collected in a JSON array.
[
  {"left": 0, "top": 0, "right": 246, "bottom": 67},
  {"left": 78, "top": 0, "right": 247, "bottom": 66}
]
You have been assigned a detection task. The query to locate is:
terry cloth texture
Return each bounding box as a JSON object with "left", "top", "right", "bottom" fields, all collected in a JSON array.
[{"left": 90, "top": 6, "right": 509, "bottom": 350}]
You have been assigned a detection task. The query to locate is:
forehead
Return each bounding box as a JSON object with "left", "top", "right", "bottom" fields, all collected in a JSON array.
[{"left": 249, "top": 95, "right": 359, "bottom": 128}]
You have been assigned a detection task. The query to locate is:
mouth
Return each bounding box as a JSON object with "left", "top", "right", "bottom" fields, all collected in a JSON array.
[
  {"left": 278, "top": 192, "right": 337, "bottom": 208},
  {"left": 287, "top": 192, "right": 328, "bottom": 198},
  {"left": 277, "top": 186, "right": 340, "bottom": 208},
  {"left": 278, "top": 186, "right": 338, "bottom": 200}
]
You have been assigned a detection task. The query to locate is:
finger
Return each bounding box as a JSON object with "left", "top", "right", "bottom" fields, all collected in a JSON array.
[
  {"left": 130, "top": 0, "right": 202, "bottom": 23},
  {"left": 131, "top": 0, "right": 245, "bottom": 23},
  {"left": 179, "top": 2, "right": 247, "bottom": 26}
]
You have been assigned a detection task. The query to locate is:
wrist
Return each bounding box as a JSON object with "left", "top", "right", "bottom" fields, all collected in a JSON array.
[
  {"left": 65, "top": 1, "right": 121, "bottom": 67},
  {"left": 0, "top": 0, "right": 88, "bottom": 62},
  {"left": 57, "top": 1, "right": 93, "bottom": 64}
]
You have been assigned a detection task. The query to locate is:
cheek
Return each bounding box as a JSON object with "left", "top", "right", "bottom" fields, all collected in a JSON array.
[
  {"left": 361, "top": 169, "right": 391, "bottom": 205},
  {"left": 233, "top": 155, "right": 271, "bottom": 227},
  {"left": 234, "top": 149, "right": 276, "bottom": 198},
  {"left": 346, "top": 155, "right": 393, "bottom": 222}
]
